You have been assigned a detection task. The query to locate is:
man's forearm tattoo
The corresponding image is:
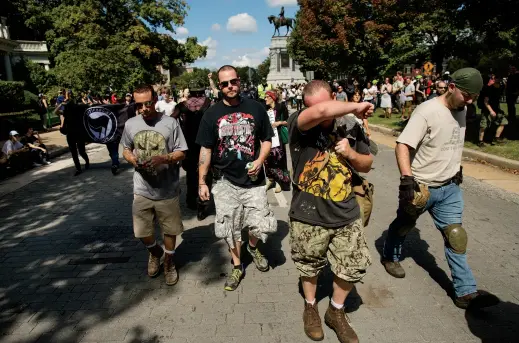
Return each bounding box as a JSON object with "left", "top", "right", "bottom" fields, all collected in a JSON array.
[{"left": 198, "top": 149, "right": 206, "bottom": 168}]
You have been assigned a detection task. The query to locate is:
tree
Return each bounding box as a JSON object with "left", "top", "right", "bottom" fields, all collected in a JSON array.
[
  {"left": 171, "top": 68, "right": 212, "bottom": 90},
  {"left": 257, "top": 57, "right": 270, "bottom": 83},
  {"left": 6, "top": 0, "right": 207, "bottom": 93},
  {"left": 12, "top": 58, "right": 56, "bottom": 94},
  {"left": 288, "top": 0, "right": 396, "bottom": 79}
]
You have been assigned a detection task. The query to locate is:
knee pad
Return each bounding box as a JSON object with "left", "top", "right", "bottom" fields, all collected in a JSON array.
[{"left": 443, "top": 224, "right": 467, "bottom": 254}]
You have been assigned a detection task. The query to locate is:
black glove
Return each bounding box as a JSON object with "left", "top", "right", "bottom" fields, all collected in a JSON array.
[{"left": 399, "top": 176, "right": 416, "bottom": 202}]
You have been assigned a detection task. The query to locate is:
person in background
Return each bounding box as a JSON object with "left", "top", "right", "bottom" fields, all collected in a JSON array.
[
  {"left": 429, "top": 81, "right": 447, "bottom": 100},
  {"left": 111, "top": 92, "right": 118, "bottom": 104},
  {"left": 349, "top": 88, "right": 372, "bottom": 138},
  {"left": 414, "top": 75, "right": 426, "bottom": 105},
  {"left": 295, "top": 85, "right": 303, "bottom": 111},
  {"left": 21, "top": 127, "right": 51, "bottom": 165},
  {"left": 392, "top": 72, "right": 404, "bottom": 114},
  {"left": 155, "top": 90, "right": 177, "bottom": 117},
  {"left": 174, "top": 85, "right": 213, "bottom": 220},
  {"left": 506, "top": 65, "right": 519, "bottom": 129},
  {"left": 363, "top": 82, "right": 375, "bottom": 106},
  {"left": 124, "top": 93, "right": 133, "bottom": 106},
  {"left": 55, "top": 89, "right": 66, "bottom": 131},
  {"left": 2, "top": 131, "right": 31, "bottom": 168},
  {"left": 335, "top": 85, "right": 348, "bottom": 102},
  {"left": 37, "top": 94, "right": 49, "bottom": 131},
  {"left": 380, "top": 77, "right": 393, "bottom": 118},
  {"left": 401, "top": 78, "right": 415, "bottom": 120},
  {"left": 478, "top": 75, "right": 507, "bottom": 146},
  {"left": 264, "top": 90, "right": 290, "bottom": 193}
]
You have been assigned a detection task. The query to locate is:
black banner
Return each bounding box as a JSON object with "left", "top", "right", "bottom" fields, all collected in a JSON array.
[{"left": 63, "top": 103, "right": 135, "bottom": 144}]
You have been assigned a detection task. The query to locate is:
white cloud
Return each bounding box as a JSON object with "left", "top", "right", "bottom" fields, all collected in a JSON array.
[
  {"left": 266, "top": 0, "right": 297, "bottom": 6},
  {"left": 231, "top": 46, "right": 270, "bottom": 67},
  {"left": 176, "top": 27, "right": 189, "bottom": 36},
  {"left": 177, "top": 38, "right": 187, "bottom": 44},
  {"left": 211, "top": 23, "right": 221, "bottom": 31},
  {"left": 201, "top": 37, "right": 218, "bottom": 60},
  {"left": 226, "top": 13, "right": 258, "bottom": 33}
]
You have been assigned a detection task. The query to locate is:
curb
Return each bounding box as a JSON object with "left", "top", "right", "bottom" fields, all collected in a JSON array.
[
  {"left": 370, "top": 124, "right": 519, "bottom": 171},
  {"left": 48, "top": 147, "right": 70, "bottom": 159}
]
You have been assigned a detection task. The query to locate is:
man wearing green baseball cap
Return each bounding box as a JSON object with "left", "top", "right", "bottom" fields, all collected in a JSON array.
[{"left": 381, "top": 67, "right": 500, "bottom": 310}]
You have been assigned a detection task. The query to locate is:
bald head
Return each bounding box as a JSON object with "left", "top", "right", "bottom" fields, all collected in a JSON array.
[{"left": 303, "top": 80, "right": 333, "bottom": 107}]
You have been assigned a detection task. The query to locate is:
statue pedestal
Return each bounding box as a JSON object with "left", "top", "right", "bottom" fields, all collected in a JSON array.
[{"left": 266, "top": 36, "right": 306, "bottom": 86}]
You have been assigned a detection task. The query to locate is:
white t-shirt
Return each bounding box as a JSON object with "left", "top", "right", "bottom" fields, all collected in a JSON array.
[
  {"left": 396, "top": 99, "right": 465, "bottom": 187},
  {"left": 363, "top": 88, "right": 373, "bottom": 101},
  {"left": 404, "top": 84, "right": 415, "bottom": 101},
  {"left": 155, "top": 100, "right": 177, "bottom": 116},
  {"left": 267, "top": 108, "right": 280, "bottom": 148},
  {"left": 2, "top": 140, "right": 24, "bottom": 156}
]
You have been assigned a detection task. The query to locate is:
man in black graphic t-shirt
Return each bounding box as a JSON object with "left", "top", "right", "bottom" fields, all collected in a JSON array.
[{"left": 196, "top": 65, "right": 277, "bottom": 292}]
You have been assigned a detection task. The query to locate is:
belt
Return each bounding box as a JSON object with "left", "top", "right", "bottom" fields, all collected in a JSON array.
[{"left": 428, "top": 178, "right": 456, "bottom": 189}]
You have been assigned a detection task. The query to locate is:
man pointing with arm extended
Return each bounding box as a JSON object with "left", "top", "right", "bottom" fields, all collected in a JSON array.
[{"left": 288, "top": 80, "right": 374, "bottom": 343}]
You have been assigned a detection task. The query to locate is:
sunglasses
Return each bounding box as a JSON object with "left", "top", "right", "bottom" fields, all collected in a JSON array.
[
  {"left": 135, "top": 100, "right": 155, "bottom": 109},
  {"left": 219, "top": 78, "right": 240, "bottom": 88}
]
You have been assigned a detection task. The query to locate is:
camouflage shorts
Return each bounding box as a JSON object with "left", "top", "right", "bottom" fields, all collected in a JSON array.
[
  {"left": 212, "top": 179, "right": 277, "bottom": 248},
  {"left": 290, "top": 218, "right": 372, "bottom": 282}
]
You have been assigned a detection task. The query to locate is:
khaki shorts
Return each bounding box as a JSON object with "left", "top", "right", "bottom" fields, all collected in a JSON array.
[
  {"left": 290, "top": 218, "right": 371, "bottom": 282},
  {"left": 132, "top": 194, "right": 184, "bottom": 238},
  {"left": 211, "top": 179, "right": 277, "bottom": 248}
]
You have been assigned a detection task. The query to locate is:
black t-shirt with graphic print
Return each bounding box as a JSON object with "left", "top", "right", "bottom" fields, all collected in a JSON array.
[
  {"left": 288, "top": 110, "right": 371, "bottom": 227},
  {"left": 196, "top": 97, "right": 274, "bottom": 188}
]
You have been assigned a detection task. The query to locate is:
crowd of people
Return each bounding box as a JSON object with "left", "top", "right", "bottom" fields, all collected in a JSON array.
[{"left": 111, "top": 64, "right": 502, "bottom": 343}]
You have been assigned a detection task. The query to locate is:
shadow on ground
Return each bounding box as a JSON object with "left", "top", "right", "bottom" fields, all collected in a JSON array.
[
  {"left": 0, "top": 160, "right": 225, "bottom": 342},
  {"left": 375, "top": 227, "right": 454, "bottom": 298},
  {"left": 465, "top": 301, "right": 519, "bottom": 343}
]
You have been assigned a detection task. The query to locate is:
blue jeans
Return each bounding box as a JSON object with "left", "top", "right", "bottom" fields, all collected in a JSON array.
[
  {"left": 106, "top": 140, "right": 120, "bottom": 166},
  {"left": 383, "top": 183, "right": 477, "bottom": 297}
]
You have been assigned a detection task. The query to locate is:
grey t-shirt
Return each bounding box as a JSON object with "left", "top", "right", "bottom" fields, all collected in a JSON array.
[
  {"left": 335, "top": 91, "right": 348, "bottom": 102},
  {"left": 121, "top": 114, "right": 188, "bottom": 200}
]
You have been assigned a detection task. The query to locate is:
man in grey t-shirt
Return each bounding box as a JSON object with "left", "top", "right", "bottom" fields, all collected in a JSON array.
[{"left": 121, "top": 84, "right": 188, "bottom": 286}]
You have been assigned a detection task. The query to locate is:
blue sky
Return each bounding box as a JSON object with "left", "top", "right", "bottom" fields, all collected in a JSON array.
[{"left": 168, "top": 0, "right": 299, "bottom": 70}]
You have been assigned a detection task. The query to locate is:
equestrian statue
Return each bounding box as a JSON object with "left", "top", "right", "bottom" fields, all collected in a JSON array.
[{"left": 268, "top": 7, "right": 294, "bottom": 37}]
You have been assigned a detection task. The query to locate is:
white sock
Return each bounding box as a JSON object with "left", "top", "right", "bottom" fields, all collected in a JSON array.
[
  {"left": 305, "top": 298, "right": 316, "bottom": 306},
  {"left": 145, "top": 241, "right": 157, "bottom": 248},
  {"left": 164, "top": 249, "right": 175, "bottom": 255},
  {"left": 331, "top": 299, "right": 344, "bottom": 310}
]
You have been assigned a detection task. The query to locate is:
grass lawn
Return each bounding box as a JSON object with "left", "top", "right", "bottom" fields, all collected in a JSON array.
[{"left": 368, "top": 104, "right": 519, "bottom": 161}]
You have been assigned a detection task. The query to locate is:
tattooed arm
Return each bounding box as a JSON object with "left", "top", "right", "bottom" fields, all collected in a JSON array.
[{"left": 198, "top": 147, "right": 212, "bottom": 201}]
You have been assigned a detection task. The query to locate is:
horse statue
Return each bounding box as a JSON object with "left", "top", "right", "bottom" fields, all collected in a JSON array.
[{"left": 267, "top": 15, "right": 295, "bottom": 37}]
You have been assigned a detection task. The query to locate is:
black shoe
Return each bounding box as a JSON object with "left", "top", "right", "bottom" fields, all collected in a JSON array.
[
  {"left": 85, "top": 162, "right": 90, "bottom": 170},
  {"left": 382, "top": 259, "right": 405, "bottom": 278},
  {"left": 111, "top": 164, "right": 119, "bottom": 175},
  {"left": 74, "top": 169, "right": 82, "bottom": 176},
  {"left": 477, "top": 141, "right": 485, "bottom": 147}
]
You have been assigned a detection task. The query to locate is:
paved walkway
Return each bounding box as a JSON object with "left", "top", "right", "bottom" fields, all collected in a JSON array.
[{"left": 0, "top": 137, "right": 518, "bottom": 343}]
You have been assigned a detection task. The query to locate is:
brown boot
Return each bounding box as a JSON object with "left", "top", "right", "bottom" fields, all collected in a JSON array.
[
  {"left": 303, "top": 302, "right": 324, "bottom": 341},
  {"left": 147, "top": 244, "right": 163, "bottom": 277},
  {"left": 324, "top": 304, "right": 359, "bottom": 343},
  {"left": 163, "top": 253, "right": 178, "bottom": 286},
  {"left": 381, "top": 260, "right": 405, "bottom": 278}
]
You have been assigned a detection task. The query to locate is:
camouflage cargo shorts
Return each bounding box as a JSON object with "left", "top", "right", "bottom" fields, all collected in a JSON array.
[
  {"left": 212, "top": 178, "right": 277, "bottom": 248},
  {"left": 290, "top": 218, "right": 372, "bottom": 282}
]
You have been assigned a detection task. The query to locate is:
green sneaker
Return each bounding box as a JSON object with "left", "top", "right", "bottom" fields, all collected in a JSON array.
[
  {"left": 224, "top": 267, "right": 243, "bottom": 291},
  {"left": 247, "top": 245, "right": 269, "bottom": 272}
]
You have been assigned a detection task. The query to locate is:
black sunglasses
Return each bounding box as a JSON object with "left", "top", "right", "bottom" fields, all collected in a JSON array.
[
  {"left": 135, "top": 100, "right": 155, "bottom": 109},
  {"left": 219, "top": 78, "right": 240, "bottom": 88}
]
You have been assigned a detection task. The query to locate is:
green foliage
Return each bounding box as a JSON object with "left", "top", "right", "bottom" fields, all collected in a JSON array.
[
  {"left": 257, "top": 58, "right": 270, "bottom": 83},
  {"left": 171, "top": 68, "right": 212, "bottom": 90},
  {"left": 7, "top": 0, "right": 206, "bottom": 94},
  {"left": 0, "top": 81, "right": 26, "bottom": 113},
  {"left": 23, "top": 90, "right": 39, "bottom": 110},
  {"left": 12, "top": 58, "right": 55, "bottom": 94},
  {"left": 290, "top": 0, "right": 519, "bottom": 79}
]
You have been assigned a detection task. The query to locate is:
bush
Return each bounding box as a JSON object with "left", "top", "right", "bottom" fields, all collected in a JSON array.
[
  {"left": 0, "top": 81, "right": 25, "bottom": 112},
  {"left": 23, "top": 90, "right": 39, "bottom": 110}
]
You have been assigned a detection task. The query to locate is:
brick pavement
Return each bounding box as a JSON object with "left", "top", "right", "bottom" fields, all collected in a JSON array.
[{"left": 0, "top": 141, "right": 518, "bottom": 343}]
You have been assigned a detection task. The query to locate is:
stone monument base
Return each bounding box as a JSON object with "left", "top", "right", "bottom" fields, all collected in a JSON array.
[{"left": 266, "top": 36, "right": 306, "bottom": 86}]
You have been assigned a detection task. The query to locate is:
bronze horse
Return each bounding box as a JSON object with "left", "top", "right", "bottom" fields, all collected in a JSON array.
[{"left": 268, "top": 15, "right": 294, "bottom": 37}]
